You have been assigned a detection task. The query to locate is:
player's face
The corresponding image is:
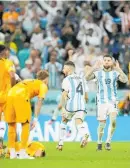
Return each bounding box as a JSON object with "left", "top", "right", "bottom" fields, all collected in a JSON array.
[
  {"left": 63, "top": 65, "right": 70, "bottom": 76},
  {"left": 103, "top": 57, "right": 113, "bottom": 69},
  {"left": 34, "top": 150, "right": 43, "bottom": 157}
]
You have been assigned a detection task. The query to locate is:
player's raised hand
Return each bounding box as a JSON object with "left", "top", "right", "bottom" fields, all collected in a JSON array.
[
  {"left": 93, "top": 61, "right": 102, "bottom": 71},
  {"left": 114, "top": 60, "right": 121, "bottom": 71}
]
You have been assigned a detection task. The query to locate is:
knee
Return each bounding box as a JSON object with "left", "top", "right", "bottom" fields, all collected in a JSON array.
[{"left": 111, "top": 118, "right": 116, "bottom": 128}]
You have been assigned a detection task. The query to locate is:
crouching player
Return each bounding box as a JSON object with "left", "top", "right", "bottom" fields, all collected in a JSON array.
[
  {"left": 0, "top": 139, "right": 46, "bottom": 158},
  {"left": 5, "top": 70, "right": 49, "bottom": 159}
]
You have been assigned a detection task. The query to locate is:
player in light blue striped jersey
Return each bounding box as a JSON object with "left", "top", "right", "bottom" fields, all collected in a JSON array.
[
  {"left": 57, "top": 61, "right": 89, "bottom": 151},
  {"left": 86, "top": 54, "right": 128, "bottom": 151}
]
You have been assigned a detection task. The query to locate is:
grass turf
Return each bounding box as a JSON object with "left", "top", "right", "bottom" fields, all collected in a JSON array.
[{"left": 1, "top": 142, "right": 130, "bottom": 168}]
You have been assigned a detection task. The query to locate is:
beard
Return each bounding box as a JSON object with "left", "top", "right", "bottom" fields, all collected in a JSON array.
[{"left": 103, "top": 65, "right": 111, "bottom": 69}]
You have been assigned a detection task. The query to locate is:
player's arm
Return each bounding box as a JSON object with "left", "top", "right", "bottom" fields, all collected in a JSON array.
[
  {"left": 85, "top": 61, "right": 101, "bottom": 81},
  {"left": 31, "top": 84, "right": 48, "bottom": 129},
  {"left": 115, "top": 61, "right": 128, "bottom": 83},
  {"left": 34, "top": 98, "right": 43, "bottom": 118},
  {"left": 85, "top": 92, "right": 88, "bottom": 103},
  {"left": 7, "top": 61, "right": 16, "bottom": 86},
  {"left": 15, "top": 73, "right": 21, "bottom": 84},
  {"left": 9, "top": 71, "right": 16, "bottom": 86},
  {"left": 59, "top": 90, "right": 68, "bottom": 107},
  {"left": 59, "top": 78, "right": 69, "bottom": 108}
]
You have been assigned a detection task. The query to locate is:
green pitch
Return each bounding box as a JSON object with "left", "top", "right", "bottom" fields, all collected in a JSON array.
[{"left": 1, "top": 142, "right": 130, "bottom": 168}]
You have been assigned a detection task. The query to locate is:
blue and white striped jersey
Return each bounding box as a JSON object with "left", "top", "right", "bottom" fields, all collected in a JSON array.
[
  {"left": 93, "top": 70, "right": 120, "bottom": 104},
  {"left": 62, "top": 73, "right": 88, "bottom": 112}
]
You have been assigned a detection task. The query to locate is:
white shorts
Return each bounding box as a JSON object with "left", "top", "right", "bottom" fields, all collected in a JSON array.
[
  {"left": 97, "top": 102, "right": 118, "bottom": 121},
  {"left": 62, "top": 108, "right": 86, "bottom": 121}
]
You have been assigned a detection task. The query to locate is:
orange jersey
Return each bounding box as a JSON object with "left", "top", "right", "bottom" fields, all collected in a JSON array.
[
  {"left": 3, "top": 11, "right": 19, "bottom": 32},
  {"left": 0, "top": 58, "right": 15, "bottom": 104},
  {"left": 9, "top": 79, "right": 48, "bottom": 99},
  {"left": 6, "top": 141, "right": 45, "bottom": 158}
]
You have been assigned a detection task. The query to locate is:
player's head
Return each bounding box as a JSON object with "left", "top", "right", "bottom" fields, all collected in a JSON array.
[
  {"left": 34, "top": 149, "right": 46, "bottom": 158},
  {"left": 103, "top": 54, "right": 113, "bottom": 69},
  {"left": 36, "top": 70, "right": 49, "bottom": 84},
  {"left": 63, "top": 61, "right": 75, "bottom": 76},
  {"left": 0, "top": 45, "right": 7, "bottom": 58}
]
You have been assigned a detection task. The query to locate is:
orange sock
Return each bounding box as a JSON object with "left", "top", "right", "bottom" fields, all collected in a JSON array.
[
  {"left": 8, "top": 123, "right": 16, "bottom": 148},
  {"left": 21, "top": 122, "right": 30, "bottom": 149}
]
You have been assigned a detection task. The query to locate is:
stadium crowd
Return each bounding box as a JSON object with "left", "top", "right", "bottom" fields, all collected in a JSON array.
[{"left": 0, "top": 0, "right": 130, "bottom": 90}]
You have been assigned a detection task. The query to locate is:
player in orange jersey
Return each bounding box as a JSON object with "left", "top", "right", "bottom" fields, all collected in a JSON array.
[
  {"left": 0, "top": 139, "right": 46, "bottom": 158},
  {"left": 5, "top": 70, "right": 49, "bottom": 159},
  {"left": 0, "top": 45, "right": 16, "bottom": 141}
]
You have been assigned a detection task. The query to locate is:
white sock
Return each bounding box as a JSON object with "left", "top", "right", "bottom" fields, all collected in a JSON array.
[
  {"left": 10, "top": 148, "right": 16, "bottom": 158},
  {"left": 77, "top": 122, "right": 88, "bottom": 139},
  {"left": 97, "top": 122, "right": 106, "bottom": 144},
  {"left": 59, "top": 122, "right": 67, "bottom": 146},
  {"left": 19, "top": 149, "right": 26, "bottom": 156},
  {"left": 106, "top": 117, "right": 116, "bottom": 143},
  {"left": 52, "top": 108, "right": 61, "bottom": 120},
  {"left": 0, "top": 121, "right": 6, "bottom": 138}
]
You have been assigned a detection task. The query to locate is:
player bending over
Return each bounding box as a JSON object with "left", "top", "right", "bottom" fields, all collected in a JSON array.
[
  {"left": 57, "top": 61, "right": 89, "bottom": 151},
  {"left": 86, "top": 54, "right": 128, "bottom": 151},
  {"left": 5, "top": 70, "right": 49, "bottom": 159}
]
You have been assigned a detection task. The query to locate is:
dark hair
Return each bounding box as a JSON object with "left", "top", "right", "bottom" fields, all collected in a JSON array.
[
  {"left": 64, "top": 61, "right": 75, "bottom": 68},
  {"left": 41, "top": 151, "right": 46, "bottom": 157},
  {"left": 103, "top": 54, "right": 113, "bottom": 60},
  {"left": 0, "top": 45, "right": 6, "bottom": 54}
]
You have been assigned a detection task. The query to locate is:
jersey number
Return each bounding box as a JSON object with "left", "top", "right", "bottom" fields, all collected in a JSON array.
[{"left": 76, "top": 82, "right": 83, "bottom": 95}]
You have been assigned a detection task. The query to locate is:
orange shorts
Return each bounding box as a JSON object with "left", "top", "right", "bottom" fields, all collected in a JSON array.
[{"left": 5, "top": 94, "right": 32, "bottom": 123}]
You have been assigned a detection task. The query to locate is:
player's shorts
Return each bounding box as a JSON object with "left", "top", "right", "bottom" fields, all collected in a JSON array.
[
  {"left": 62, "top": 108, "right": 86, "bottom": 121},
  {"left": 5, "top": 91, "right": 31, "bottom": 123},
  {"left": 97, "top": 102, "right": 118, "bottom": 121}
]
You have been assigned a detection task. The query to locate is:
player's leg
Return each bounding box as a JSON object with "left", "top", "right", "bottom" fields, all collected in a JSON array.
[
  {"left": 4, "top": 96, "right": 17, "bottom": 159},
  {"left": 105, "top": 103, "right": 117, "bottom": 150},
  {"left": 75, "top": 111, "right": 89, "bottom": 148},
  {"left": 0, "top": 111, "right": 6, "bottom": 140},
  {"left": 8, "top": 123, "right": 17, "bottom": 159},
  {"left": 14, "top": 96, "right": 34, "bottom": 159},
  {"left": 57, "top": 110, "right": 68, "bottom": 150},
  {"left": 57, "top": 108, "right": 72, "bottom": 151},
  {"left": 97, "top": 104, "right": 107, "bottom": 151}
]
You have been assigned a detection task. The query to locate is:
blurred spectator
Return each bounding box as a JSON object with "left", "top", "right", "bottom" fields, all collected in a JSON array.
[
  {"left": 0, "top": 2, "right": 4, "bottom": 26},
  {"left": 72, "top": 47, "right": 86, "bottom": 77},
  {"left": 55, "top": 39, "right": 66, "bottom": 65},
  {"left": 39, "top": 1, "right": 63, "bottom": 26},
  {"left": 30, "top": 49, "right": 40, "bottom": 64},
  {"left": 45, "top": 51, "right": 62, "bottom": 89},
  {"left": 116, "top": 2, "right": 130, "bottom": 34},
  {"left": 61, "top": 20, "right": 79, "bottom": 48},
  {"left": 2, "top": 2, "right": 19, "bottom": 33},
  {"left": 18, "top": 42, "right": 30, "bottom": 68},
  {"left": 11, "top": 24, "right": 26, "bottom": 51},
  {"left": 33, "top": 58, "right": 42, "bottom": 77},
  {"left": 20, "top": 59, "right": 34, "bottom": 79},
  {"left": 39, "top": 10, "right": 48, "bottom": 30},
  {"left": 0, "top": 1, "right": 129, "bottom": 91},
  {"left": 30, "top": 25, "right": 44, "bottom": 51}
]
